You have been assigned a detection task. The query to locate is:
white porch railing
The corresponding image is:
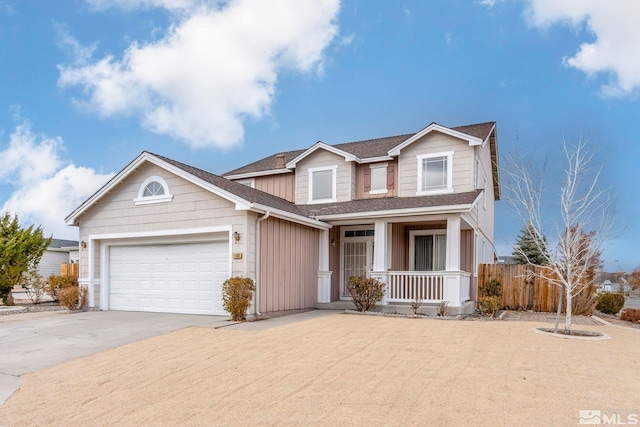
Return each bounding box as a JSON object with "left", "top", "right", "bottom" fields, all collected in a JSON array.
[{"left": 381, "top": 271, "right": 472, "bottom": 307}]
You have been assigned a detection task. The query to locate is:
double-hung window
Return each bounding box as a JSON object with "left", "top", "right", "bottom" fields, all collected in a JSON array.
[
  {"left": 308, "top": 166, "right": 337, "bottom": 203},
  {"left": 416, "top": 152, "right": 453, "bottom": 195}
]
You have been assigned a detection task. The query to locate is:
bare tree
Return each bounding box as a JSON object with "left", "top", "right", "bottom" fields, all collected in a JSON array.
[{"left": 505, "top": 138, "right": 613, "bottom": 333}]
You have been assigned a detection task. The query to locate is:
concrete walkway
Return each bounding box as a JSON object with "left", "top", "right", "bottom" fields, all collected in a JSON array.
[{"left": 501, "top": 310, "right": 604, "bottom": 326}]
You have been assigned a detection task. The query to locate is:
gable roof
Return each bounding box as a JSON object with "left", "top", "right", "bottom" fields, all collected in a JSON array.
[
  {"left": 65, "top": 152, "right": 329, "bottom": 230},
  {"left": 48, "top": 238, "right": 79, "bottom": 249},
  {"left": 223, "top": 121, "right": 496, "bottom": 177}
]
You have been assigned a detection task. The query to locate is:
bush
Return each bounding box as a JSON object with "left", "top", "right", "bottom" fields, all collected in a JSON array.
[
  {"left": 478, "top": 279, "right": 503, "bottom": 318},
  {"left": 347, "top": 276, "right": 386, "bottom": 312},
  {"left": 57, "top": 286, "right": 88, "bottom": 310},
  {"left": 222, "top": 277, "right": 255, "bottom": 321},
  {"left": 620, "top": 308, "right": 640, "bottom": 324},
  {"left": 21, "top": 273, "right": 47, "bottom": 304},
  {"left": 47, "top": 275, "right": 78, "bottom": 301},
  {"left": 596, "top": 292, "right": 625, "bottom": 315}
]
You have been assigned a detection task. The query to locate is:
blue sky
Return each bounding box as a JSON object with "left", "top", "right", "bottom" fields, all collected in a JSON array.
[{"left": 0, "top": 0, "right": 638, "bottom": 271}]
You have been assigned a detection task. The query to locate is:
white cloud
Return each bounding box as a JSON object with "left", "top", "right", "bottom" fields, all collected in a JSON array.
[
  {"left": 524, "top": 0, "right": 640, "bottom": 97},
  {"left": 59, "top": 0, "right": 341, "bottom": 149},
  {"left": 54, "top": 22, "right": 96, "bottom": 66},
  {"left": 0, "top": 121, "right": 114, "bottom": 240}
]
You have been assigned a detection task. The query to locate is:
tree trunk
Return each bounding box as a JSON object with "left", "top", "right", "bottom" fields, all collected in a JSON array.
[
  {"left": 564, "top": 288, "right": 573, "bottom": 333},
  {"left": 554, "top": 283, "right": 564, "bottom": 334}
]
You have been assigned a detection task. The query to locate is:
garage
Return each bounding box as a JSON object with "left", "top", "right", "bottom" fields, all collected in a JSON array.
[{"left": 108, "top": 240, "right": 230, "bottom": 315}]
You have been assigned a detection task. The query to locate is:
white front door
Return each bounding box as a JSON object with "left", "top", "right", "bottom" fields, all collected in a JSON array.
[{"left": 342, "top": 239, "right": 373, "bottom": 298}]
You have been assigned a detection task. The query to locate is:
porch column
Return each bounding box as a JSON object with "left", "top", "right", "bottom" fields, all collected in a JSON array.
[
  {"left": 317, "top": 229, "right": 332, "bottom": 303},
  {"left": 371, "top": 220, "right": 389, "bottom": 304},
  {"left": 446, "top": 217, "right": 461, "bottom": 271}
]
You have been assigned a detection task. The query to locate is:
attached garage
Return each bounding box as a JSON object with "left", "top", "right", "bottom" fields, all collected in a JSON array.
[{"left": 107, "top": 240, "right": 230, "bottom": 315}]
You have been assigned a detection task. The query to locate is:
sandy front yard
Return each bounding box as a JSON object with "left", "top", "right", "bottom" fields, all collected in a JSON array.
[{"left": 0, "top": 314, "right": 638, "bottom": 427}]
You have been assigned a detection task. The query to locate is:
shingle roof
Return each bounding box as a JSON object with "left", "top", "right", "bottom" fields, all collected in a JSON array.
[
  {"left": 48, "top": 239, "right": 78, "bottom": 248},
  {"left": 151, "top": 153, "right": 308, "bottom": 217},
  {"left": 223, "top": 121, "right": 495, "bottom": 177},
  {"left": 299, "top": 190, "right": 482, "bottom": 217}
]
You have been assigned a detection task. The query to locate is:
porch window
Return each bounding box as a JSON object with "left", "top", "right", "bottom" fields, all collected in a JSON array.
[
  {"left": 308, "top": 166, "right": 337, "bottom": 203},
  {"left": 416, "top": 152, "right": 453, "bottom": 195},
  {"left": 410, "top": 231, "right": 446, "bottom": 271}
]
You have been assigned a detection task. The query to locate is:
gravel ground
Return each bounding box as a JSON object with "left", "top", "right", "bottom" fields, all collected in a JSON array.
[
  {"left": 0, "top": 300, "right": 66, "bottom": 316},
  {"left": 1, "top": 313, "right": 639, "bottom": 427}
]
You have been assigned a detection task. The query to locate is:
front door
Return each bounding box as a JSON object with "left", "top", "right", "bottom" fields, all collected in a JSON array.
[{"left": 342, "top": 239, "right": 373, "bottom": 298}]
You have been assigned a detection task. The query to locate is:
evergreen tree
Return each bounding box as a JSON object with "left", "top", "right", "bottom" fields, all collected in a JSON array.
[
  {"left": 0, "top": 213, "right": 51, "bottom": 305},
  {"left": 512, "top": 223, "right": 550, "bottom": 265}
]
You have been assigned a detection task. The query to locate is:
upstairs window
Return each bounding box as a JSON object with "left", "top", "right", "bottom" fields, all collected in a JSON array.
[
  {"left": 416, "top": 152, "right": 453, "bottom": 195},
  {"left": 308, "top": 166, "right": 337, "bottom": 203},
  {"left": 364, "top": 163, "right": 394, "bottom": 195},
  {"left": 134, "top": 176, "right": 173, "bottom": 205}
]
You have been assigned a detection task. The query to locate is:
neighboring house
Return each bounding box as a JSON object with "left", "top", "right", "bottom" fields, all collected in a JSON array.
[
  {"left": 600, "top": 279, "right": 614, "bottom": 293},
  {"left": 66, "top": 121, "right": 499, "bottom": 317},
  {"left": 38, "top": 238, "right": 79, "bottom": 278}
]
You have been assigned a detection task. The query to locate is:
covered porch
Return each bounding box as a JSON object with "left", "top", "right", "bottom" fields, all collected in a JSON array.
[{"left": 317, "top": 215, "right": 478, "bottom": 314}]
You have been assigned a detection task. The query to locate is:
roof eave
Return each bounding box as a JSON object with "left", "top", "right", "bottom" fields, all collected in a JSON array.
[
  {"left": 286, "top": 142, "right": 358, "bottom": 168},
  {"left": 249, "top": 203, "right": 331, "bottom": 230},
  {"left": 309, "top": 203, "right": 476, "bottom": 221},
  {"left": 224, "top": 168, "right": 292, "bottom": 180},
  {"left": 388, "top": 123, "right": 484, "bottom": 156}
]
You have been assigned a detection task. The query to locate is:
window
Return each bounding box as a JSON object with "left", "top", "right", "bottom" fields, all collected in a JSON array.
[
  {"left": 416, "top": 152, "right": 453, "bottom": 195},
  {"left": 409, "top": 230, "right": 446, "bottom": 271},
  {"left": 369, "top": 163, "right": 387, "bottom": 194},
  {"left": 134, "top": 176, "right": 173, "bottom": 205},
  {"left": 308, "top": 166, "right": 337, "bottom": 203},
  {"left": 235, "top": 178, "right": 255, "bottom": 188}
]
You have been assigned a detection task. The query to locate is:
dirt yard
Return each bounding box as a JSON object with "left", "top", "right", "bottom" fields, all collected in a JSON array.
[{"left": 1, "top": 314, "right": 638, "bottom": 426}]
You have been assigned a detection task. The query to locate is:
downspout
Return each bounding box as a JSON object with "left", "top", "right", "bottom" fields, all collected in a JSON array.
[{"left": 255, "top": 211, "right": 270, "bottom": 316}]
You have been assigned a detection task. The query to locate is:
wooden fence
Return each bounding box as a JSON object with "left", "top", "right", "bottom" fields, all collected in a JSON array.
[
  {"left": 60, "top": 263, "right": 79, "bottom": 278},
  {"left": 478, "top": 264, "right": 563, "bottom": 312}
]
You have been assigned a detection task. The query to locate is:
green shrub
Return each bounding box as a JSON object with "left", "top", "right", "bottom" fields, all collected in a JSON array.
[
  {"left": 482, "top": 279, "right": 503, "bottom": 298},
  {"left": 596, "top": 292, "right": 625, "bottom": 315},
  {"left": 57, "top": 286, "right": 87, "bottom": 310},
  {"left": 47, "top": 275, "right": 78, "bottom": 301},
  {"left": 347, "top": 276, "right": 386, "bottom": 312},
  {"left": 620, "top": 308, "right": 640, "bottom": 324},
  {"left": 222, "top": 277, "right": 255, "bottom": 321}
]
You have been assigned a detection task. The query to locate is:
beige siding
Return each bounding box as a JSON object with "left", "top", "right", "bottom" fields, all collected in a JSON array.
[
  {"left": 397, "top": 132, "right": 475, "bottom": 197},
  {"left": 259, "top": 217, "right": 319, "bottom": 312},
  {"left": 295, "top": 149, "right": 353, "bottom": 203},
  {"left": 253, "top": 173, "right": 295, "bottom": 202},
  {"left": 78, "top": 162, "right": 251, "bottom": 305}
]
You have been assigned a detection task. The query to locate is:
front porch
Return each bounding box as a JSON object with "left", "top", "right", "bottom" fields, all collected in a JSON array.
[{"left": 317, "top": 215, "right": 481, "bottom": 311}]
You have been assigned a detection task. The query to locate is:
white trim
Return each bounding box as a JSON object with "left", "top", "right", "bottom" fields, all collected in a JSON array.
[
  {"left": 249, "top": 203, "right": 331, "bottom": 230},
  {"left": 388, "top": 123, "right": 484, "bottom": 156},
  {"left": 308, "top": 165, "right": 338, "bottom": 204},
  {"left": 359, "top": 156, "right": 394, "bottom": 164},
  {"left": 416, "top": 151, "right": 454, "bottom": 196},
  {"left": 133, "top": 175, "right": 173, "bottom": 206},
  {"left": 286, "top": 142, "right": 357, "bottom": 168},
  {"left": 369, "top": 162, "right": 388, "bottom": 195},
  {"left": 235, "top": 178, "right": 255, "bottom": 188},
  {"left": 408, "top": 229, "right": 447, "bottom": 272},
  {"left": 224, "top": 169, "right": 291, "bottom": 180},
  {"left": 340, "top": 227, "right": 374, "bottom": 300}
]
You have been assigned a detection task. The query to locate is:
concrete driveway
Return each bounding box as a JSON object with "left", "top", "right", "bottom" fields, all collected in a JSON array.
[{"left": 0, "top": 310, "right": 231, "bottom": 404}]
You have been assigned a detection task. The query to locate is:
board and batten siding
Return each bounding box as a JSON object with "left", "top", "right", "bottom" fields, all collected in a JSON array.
[
  {"left": 253, "top": 173, "right": 295, "bottom": 202},
  {"left": 355, "top": 160, "right": 398, "bottom": 199},
  {"left": 77, "top": 162, "right": 251, "bottom": 306},
  {"left": 295, "top": 149, "right": 354, "bottom": 203},
  {"left": 259, "top": 217, "right": 319, "bottom": 313},
  {"left": 397, "top": 132, "right": 474, "bottom": 197}
]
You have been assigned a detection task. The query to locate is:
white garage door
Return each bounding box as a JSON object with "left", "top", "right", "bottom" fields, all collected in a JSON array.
[{"left": 109, "top": 241, "right": 229, "bottom": 315}]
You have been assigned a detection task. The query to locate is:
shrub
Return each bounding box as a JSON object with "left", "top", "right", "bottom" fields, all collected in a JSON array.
[
  {"left": 478, "top": 279, "right": 503, "bottom": 318},
  {"left": 596, "top": 292, "right": 625, "bottom": 315},
  {"left": 222, "top": 277, "right": 255, "bottom": 321},
  {"left": 620, "top": 308, "right": 640, "bottom": 324},
  {"left": 57, "top": 286, "right": 88, "bottom": 310},
  {"left": 347, "top": 276, "right": 386, "bottom": 312},
  {"left": 410, "top": 296, "right": 422, "bottom": 316},
  {"left": 21, "top": 273, "right": 47, "bottom": 304},
  {"left": 438, "top": 300, "right": 449, "bottom": 317},
  {"left": 47, "top": 275, "right": 78, "bottom": 301}
]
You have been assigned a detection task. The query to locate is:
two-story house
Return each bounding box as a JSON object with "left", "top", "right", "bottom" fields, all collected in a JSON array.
[{"left": 66, "top": 121, "right": 499, "bottom": 317}]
